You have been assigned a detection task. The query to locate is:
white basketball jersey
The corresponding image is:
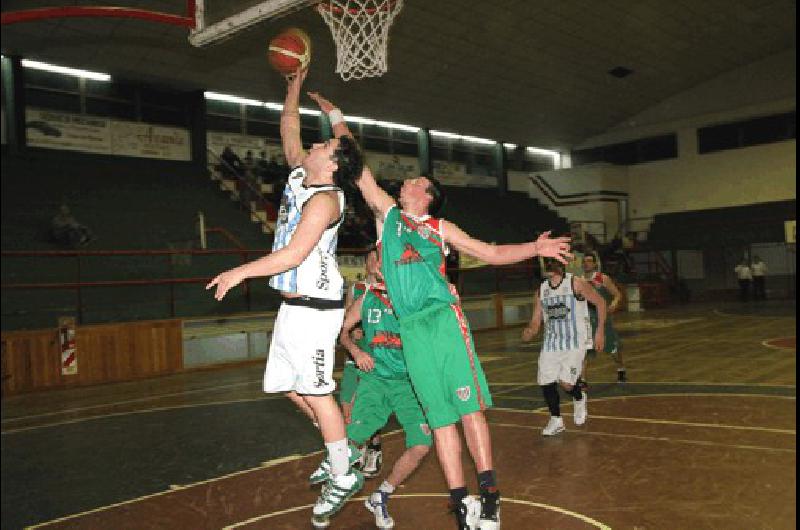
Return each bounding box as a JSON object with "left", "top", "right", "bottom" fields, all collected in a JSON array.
[
  {"left": 269, "top": 167, "right": 345, "bottom": 300},
  {"left": 540, "top": 272, "right": 592, "bottom": 352}
]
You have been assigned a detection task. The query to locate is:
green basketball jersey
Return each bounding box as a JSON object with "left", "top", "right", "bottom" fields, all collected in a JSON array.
[
  {"left": 379, "top": 206, "right": 456, "bottom": 318},
  {"left": 360, "top": 283, "right": 408, "bottom": 380},
  {"left": 586, "top": 272, "right": 620, "bottom": 351}
]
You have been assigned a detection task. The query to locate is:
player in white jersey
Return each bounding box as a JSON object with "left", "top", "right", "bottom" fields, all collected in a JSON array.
[
  {"left": 206, "top": 68, "right": 365, "bottom": 527},
  {"left": 522, "top": 258, "right": 607, "bottom": 436}
]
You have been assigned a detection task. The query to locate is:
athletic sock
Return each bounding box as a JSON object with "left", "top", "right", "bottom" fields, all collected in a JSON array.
[
  {"left": 378, "top": 480, "right": 395, "bottom": 495},
  {"left": 477, "top": 470, "right": 497, "bottom": 492},
  {"left": 449, "top": 486, "right": 469, "bottom": 506},
  {"left": 325, "top": 438, "right": 349, "bottom": 477},
  {"left": 541, "top": 383, "right": 561, "bottom": 417},
  {"left": 567, "top": 384, "right": 583, "bottom": 401}
]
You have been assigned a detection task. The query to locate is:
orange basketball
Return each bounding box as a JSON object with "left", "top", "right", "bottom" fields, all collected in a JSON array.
[{"left": 268, "top": 28, "right": 311, "bottom": 76}]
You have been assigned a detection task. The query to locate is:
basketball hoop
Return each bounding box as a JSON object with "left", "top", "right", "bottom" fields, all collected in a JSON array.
[{"left": 317, "top": 0, "right": 403, "bottom": 81}]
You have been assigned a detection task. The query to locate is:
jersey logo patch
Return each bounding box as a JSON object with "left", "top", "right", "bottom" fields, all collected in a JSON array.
[
  {"left": 420, "top": 423, "right": 431, "bottom": 436},
  {"left": 545, "top": 302, "right": 571, "bottom": 320},
  {"left": 395, "top": 243, "right": 424, "bottom": 265},
  {"left": 370, "top": 331, "right": 403, "bottom": 350},
  {"left": 456, "top": 386, "right": 471, "bottom": 401}
]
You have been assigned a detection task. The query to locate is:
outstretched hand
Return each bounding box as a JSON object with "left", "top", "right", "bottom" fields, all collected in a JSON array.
[
  {"left": 307, "top": 91, "right": 337, "bottom": 113},
  {"left": 534, "top": 231, "right": 573, "bottom": 264},
  {"left": 285, "top": 66, "right": 308, "bottom": 91},
  {"left": 205, "top": 269, "right": 246, "bottom": 301}
]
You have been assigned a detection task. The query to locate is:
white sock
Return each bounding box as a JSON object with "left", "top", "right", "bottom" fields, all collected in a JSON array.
[
  {"left": 326, "top": 438, "right": 349, "bottom": 477},
  {"left": 378, "top": 480, "right": 395, "bottom": 495}
]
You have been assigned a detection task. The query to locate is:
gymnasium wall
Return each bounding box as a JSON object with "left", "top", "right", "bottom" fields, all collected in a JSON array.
[{"left": 508, "top": 49, "right": 797, "bottom": 238}]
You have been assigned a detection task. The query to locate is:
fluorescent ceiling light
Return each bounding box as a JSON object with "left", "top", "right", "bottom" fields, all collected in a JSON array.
[
  {"left": 526, "top": 146, "right": 560, "bottom": 157},
  {"left": 21, "top": 59, "right": 110, "bottom": 81},
  {"left": 430, "top": 130, "right": 496, "bottom": 145},
  {"left": 344, "top": 115, "right": 419, "bottom": 132},
  {"left": 503, "top": 143, "right": 517, "bottom": 149},
  {"left": 204, "top": 91, "right": 263, "bottom": 106}
]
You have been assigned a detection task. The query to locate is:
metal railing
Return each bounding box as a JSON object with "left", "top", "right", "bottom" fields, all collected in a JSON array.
[
  {"left": 207, "top": 149, "right": 277, "bottom": 228},
  {"left": 1, "top": 248, "right": 539, "bottom": 327}
]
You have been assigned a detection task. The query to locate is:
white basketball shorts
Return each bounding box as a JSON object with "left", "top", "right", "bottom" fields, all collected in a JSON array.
[
  {"left": 537, "top": 349, "right": 587, "bottom": 386},
  {"left": 263, "top": 302, "right": 345, "bottom": 395}
]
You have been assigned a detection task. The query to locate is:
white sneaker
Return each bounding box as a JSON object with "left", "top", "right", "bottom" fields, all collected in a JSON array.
[
  {"left": 542, "top": 416, "right": 565, "bottom": 436},
  {"left": 362, "top": 447, "right": 383, "bottom": 478},
  {"left": 573, "top": 392, "right": 588, "bottom": 425},
  {"left": 364, "top": 491, "right": 394, "bottom": 528},
  {"left": 464, "top": 495, "right": 482, "bottom": 529}
]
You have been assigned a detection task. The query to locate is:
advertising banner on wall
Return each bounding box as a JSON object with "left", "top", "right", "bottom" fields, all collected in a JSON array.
[
  {"left": 58, "top": 316, "right": 78, "bottom": 376},
  {"left": 26, "top": 108, "right": 111, "bottom": 154},
  {"left": 25, "top": 108, "right": 191, "bottom": 160},
  {"left": 365, "top": 152, "right": 419, "bottom": 181},
  {"left": 111, "top": 121, "right": 190, "bottom": 160}
]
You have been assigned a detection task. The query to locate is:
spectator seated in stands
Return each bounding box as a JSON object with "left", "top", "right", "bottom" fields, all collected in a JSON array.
[
  {"left": 51, "top": 204, "right": 94, "bottom": 248},
  {"left": 219, "top": 146, "right": 243, "bottom": 178},
  {"left": 243, "top": 150, "right": 257, "bottom": 181}
]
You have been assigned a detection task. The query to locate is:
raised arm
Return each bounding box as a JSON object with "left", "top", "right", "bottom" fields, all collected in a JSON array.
[
  {"left": 308, "top": 92, "right": 396, "bottom": 220},
  {"left": 442, "top": 222, "right": 573, "bottom": 266},
  {"left": 280, "top": 68, "right": 308, "bottom": 168},
  {"left": 206, "top": 192, "right": 338, "bottom": 300}
]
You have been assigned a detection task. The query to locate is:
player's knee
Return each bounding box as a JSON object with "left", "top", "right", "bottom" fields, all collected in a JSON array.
[{"left": 409, "top": 444, "right": 430, "bottom": 458}]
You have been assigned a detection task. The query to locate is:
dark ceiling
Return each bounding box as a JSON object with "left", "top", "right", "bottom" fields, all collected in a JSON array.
[{"left": 1, "top": 0, "right": 796, "bottom": 149}]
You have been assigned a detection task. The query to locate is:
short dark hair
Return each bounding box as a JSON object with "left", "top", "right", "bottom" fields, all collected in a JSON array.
[
  {"left": 545, "top": 257, "right": 565, "bottom": 272},
  {"left": 332, "top": 136, "right": 364, "bottom": 188},
  {"left": 425, "top": 176, "right": 446, "bottom": 216}
]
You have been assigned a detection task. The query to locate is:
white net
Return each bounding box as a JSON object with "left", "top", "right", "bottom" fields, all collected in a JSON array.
[{"left": 317, "top": 0, "right": 403, "bottom": 81}]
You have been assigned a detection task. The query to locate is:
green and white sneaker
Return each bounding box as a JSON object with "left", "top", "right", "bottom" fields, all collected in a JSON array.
[
  {"left": 309, "top": 443, "right": 362, "bottom": 485},
  {"left": 311, "top": 469, "right": 365, "bottom": 526}
]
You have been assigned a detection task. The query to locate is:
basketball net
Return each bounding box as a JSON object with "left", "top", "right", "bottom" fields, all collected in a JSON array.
[{"left": 317, "top": 0, "right": 403, "bottom": 81}]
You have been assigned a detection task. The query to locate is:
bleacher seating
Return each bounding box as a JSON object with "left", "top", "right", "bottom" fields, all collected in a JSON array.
[{"left": 647, "top": 200, "right": 796, "bottom": 249}]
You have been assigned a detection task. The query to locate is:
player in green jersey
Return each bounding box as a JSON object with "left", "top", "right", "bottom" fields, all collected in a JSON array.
[
  {"left": 582, "top": 254, "right": 627, "bottom": 384},
  {"left": 311, "top": 259, "right": 432, "bottom": 529},
  {"left": 341, "top": 248, "right": 383, "bottom": 476},
  {"left": 309, "top": 92, "right": 572, "bottom": 530}
]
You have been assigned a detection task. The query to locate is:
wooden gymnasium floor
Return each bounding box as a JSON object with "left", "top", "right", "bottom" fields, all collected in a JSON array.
[{"left": 2, "top": 300, "right": 796, "bottom": 529}]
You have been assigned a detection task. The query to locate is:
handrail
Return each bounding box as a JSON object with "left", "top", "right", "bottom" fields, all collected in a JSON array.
[
  {"left": 1, "top": 248, "right": 539, "bottom": 325},
  {"left": 204, "top": 226, "right": 246, "bottom": 250},
  {"left": 208, "top": 148, "right": 277, "bottom": 223}
]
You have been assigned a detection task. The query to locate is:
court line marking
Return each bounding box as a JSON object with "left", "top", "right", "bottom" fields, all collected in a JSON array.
[
  {"left": 493, "top": 409, "right": 795, "bottom": 435},
  {"left": 492, "top": 393, "right": 797, "bottom": 408},
  {"left": 761, "top": 336, "right": 796, "bottom": 350},
  {"left": 26, "top": 430, "right": 404, "bottom": 529},
  {"left": 2, "top": 395, "right": 283, "bottom": 435},
  {"left": 221, "top": 493, "right": 612, "bottom": 529},
  {"left": 488, "top": 422, "right": 795, "bottom": 454},
  {"left": 488, "top": 381, "right": 797, "bottom": 388},
  {"left": 2, "top": 379, "right": 264, "bottom": 424},
  {"left": 713, "top": 308, "right": 796, "bottom": 319}
]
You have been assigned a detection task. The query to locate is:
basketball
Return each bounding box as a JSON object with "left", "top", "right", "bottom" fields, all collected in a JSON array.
[{"left": 268, "top": 28, "right": 311, "bottom": 76}]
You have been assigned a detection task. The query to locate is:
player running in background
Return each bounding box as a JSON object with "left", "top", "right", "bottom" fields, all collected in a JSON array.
[
  {"left": 581, "top": 253, "right": 626, "bottom": 385},
  {"left": 523, "top": 258, "right": 606, "bottom": 436}
]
